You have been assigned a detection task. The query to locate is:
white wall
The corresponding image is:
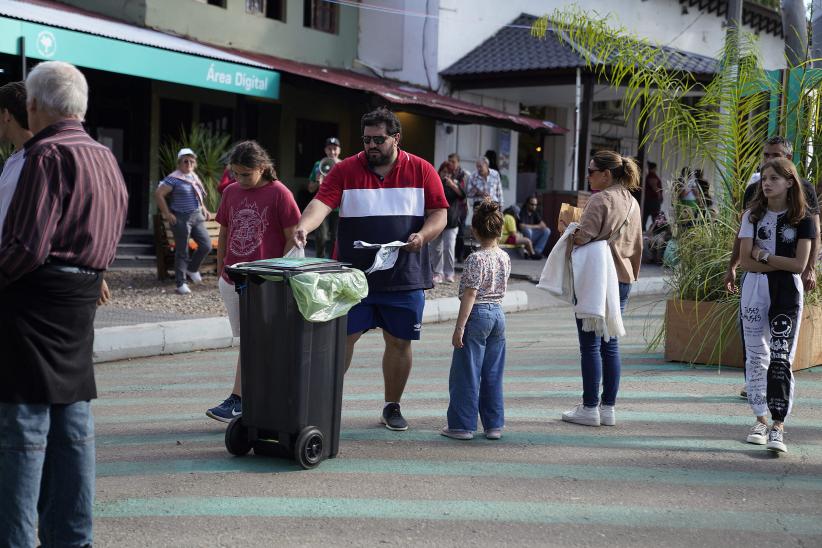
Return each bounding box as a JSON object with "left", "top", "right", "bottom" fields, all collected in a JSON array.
[
  {"left": 357, "top": 0, "right": 439, "bottom": 87},
  {"left": 436, "top": 0, "right": 786, "bottom": 72}
]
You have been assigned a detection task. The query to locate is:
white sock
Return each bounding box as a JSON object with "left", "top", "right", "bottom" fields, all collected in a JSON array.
[{"left": 383, "top": 401, "right": 398, "bottom": 409}]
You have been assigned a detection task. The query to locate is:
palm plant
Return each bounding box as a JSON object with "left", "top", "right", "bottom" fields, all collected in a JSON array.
[
  {"left": 532, "top": 7, "right": 821, "bottom": 362},
  {"left": 159, "top": 124, "right": 231, "bottom": 212}
]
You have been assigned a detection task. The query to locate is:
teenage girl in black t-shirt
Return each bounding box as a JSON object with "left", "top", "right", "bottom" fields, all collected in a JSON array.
[{"left": 738, "top": 158, "right": 816, "bottom": 453}]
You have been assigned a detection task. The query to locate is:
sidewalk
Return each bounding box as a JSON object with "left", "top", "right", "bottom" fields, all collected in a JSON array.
[{"left": 93, "top": 258, "right": 669, "bottom": 363}]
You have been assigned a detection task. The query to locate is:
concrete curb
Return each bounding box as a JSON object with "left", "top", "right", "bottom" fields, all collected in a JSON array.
[
  {"left": 92, "top": 278, "right": 670, "bottom": 364},
  {"left": 93, "top": 318, "right": 239, "bottom": 364},
  {"left": 92, "top": 290, "right": 530, "bottom": 364}
]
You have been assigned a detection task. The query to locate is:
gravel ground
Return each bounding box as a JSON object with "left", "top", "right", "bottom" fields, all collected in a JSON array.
[{"left": 103, "top": 269, "right": 463, "bottom": 318}]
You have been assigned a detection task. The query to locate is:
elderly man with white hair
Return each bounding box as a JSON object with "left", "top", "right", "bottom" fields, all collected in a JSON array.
[
  {"left": 466, "top": 156, "right": 503, "bottom": 208},
  {"left": 0, "top": 61, "right": 128, "bottom": 547}
]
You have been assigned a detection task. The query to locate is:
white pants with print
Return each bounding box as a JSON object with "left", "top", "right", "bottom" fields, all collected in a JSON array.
[{"left": 740, "top": 272, "right": 802, "bottom": 422}]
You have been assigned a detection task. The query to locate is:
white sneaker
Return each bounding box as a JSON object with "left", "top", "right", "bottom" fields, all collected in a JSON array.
[
  {"left": 600, "top": 405, "right": 615, "bottom": 426},
  {"left": 561, "top": 404, "right": 600, "bottom": 427},
  {"left": 186, "top": 271, "right": 203, "bottom": 284},
  {"left": 746, "top": 422, "right": 768, "bottom": 445},
  {"left": 176, "top": 283, "right": 191, "bottom": 295}
]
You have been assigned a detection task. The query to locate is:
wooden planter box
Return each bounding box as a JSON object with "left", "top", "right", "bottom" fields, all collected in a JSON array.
[{"left": 664, "top": 299, "right": 822, "bottom": 371}]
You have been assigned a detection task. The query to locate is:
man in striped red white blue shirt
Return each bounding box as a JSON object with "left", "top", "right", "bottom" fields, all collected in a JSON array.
[{"left": 294, "top": 107, "right": 448, "bottom": 431}]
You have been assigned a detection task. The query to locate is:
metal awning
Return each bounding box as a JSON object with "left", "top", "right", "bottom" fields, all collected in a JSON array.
[{"left": 230, "top": 48, "right": 567, "bottom": 134}]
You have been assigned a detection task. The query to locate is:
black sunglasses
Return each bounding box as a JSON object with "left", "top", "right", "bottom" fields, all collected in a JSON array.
[
  {"left": 587, "top": 167, "right": 605, "bottom": 175},
  {"left": 362, "top": 135, "right": 393, "bottom": 145}
]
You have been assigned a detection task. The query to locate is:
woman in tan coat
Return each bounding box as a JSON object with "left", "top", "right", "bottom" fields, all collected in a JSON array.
[{"left": 561, "top": 150, "right": 643, "bottom": 428}]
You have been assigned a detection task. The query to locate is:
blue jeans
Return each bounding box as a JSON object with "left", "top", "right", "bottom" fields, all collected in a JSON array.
[
  {"left": 0, "top": 401, "right": 95, "bottom": 548},
  {"left": 575, "top": 282, "right": 631, "bottom": 407},
  {"left": 521, "top": 226, "right": 551, "bottom": 255},
  {"left": 447, "top": 303, "right": 506, "bottom": 432}
]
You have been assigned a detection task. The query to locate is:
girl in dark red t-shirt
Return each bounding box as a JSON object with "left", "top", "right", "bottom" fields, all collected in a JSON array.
[{"left": 206, "top": 141, "right": 301, "bottom": 423}]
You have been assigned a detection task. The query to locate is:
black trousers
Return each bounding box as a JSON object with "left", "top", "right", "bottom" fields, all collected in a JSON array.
[{"left": 740, "top": 271, "right": 802, "bottom": 422}]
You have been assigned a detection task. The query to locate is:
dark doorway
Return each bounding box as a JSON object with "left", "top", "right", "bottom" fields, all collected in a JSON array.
[
  {"left": 159, "top": 98, "right": 194, "bottom": 147},
  {"left": 294, "top": 118, "right": 338, "bottom": 177},
  {"left": 199, "top": 103, "right": 233, "bottom": 135},
  {"left": 84, "top": 69, "right": 151, "bottom": 229}
]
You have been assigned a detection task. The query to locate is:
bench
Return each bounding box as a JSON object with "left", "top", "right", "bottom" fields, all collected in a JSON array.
[
  {"left": 460, "top": 231, "right": 525, "bottom": 261},
  {"left": 153, "top": 213, "right": 220, "bottom": 280},
  {"left": 499, "top": 243, "right": 527, "bottom": 259}
]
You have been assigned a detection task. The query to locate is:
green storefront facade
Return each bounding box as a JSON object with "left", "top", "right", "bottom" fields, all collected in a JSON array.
[{"left": 0, "top": 14, "right": 281, "bottom": 229}]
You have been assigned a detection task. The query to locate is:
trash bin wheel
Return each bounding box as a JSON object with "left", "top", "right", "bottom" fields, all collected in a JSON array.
[
  {"left": 225, "top": 417, "right": 252, "bottom": 456},
  {"left": 295, "top": 427, "right": 324, "bottom": 469}
]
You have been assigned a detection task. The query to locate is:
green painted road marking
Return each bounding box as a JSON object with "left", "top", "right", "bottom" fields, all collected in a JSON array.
[
  {"left": 94, "top": 427, "right": 822, "bottom": 456},
  {"left": 92, "top": 391, "right": 822, "bottom": 407},
  {"left": 97, "top": 372, "right": 800, "bottom": 394},
  {"left": 91, "top": 361, "right": 732, "bottom": 383},
  {"left": 94, "top": 457, "right": 822, "bottom": 492},
  {"left": 337, "top": 429, "right": 822, "bottom": 456},
  {"left": 92, "top": 408, "right": 822, "bottom": 430},
  {"left": 92, "top": 496, "right": 822, "bottom": 534}
]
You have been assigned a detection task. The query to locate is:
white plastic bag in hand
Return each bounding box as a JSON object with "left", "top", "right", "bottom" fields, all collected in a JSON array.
[
  {"left": 353, "top": 240, "right": 406, "bottom": 274},
  {"left": 284, "top": 245, "right": 305, "bottom": 259}
]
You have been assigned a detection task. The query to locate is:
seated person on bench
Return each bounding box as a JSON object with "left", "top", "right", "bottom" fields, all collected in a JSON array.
[
  {"left": 518, "top": 195, "right": 551, "bottom": 258},
  {"left": 500, "top": 205, "right": 538, "bottom": 259}
]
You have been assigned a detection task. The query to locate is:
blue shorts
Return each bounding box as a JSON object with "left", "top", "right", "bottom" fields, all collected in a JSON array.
[{"left": 347, "top": 290, "right": 425, "bottom": 340}]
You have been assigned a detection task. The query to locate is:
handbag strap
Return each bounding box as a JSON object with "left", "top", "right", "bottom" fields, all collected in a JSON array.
[{"left": 608, "top": 198, "right": 635, "bottom": 243}]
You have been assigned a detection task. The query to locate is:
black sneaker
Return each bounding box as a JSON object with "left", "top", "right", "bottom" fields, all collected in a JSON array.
[{"left": 380, "top": 402, "right": 408, "bottom": 431}]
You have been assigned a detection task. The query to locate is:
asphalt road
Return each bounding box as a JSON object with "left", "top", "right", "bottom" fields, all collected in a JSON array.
[{"left": 90, "top": 297, "right": 822, "bottom": 547}]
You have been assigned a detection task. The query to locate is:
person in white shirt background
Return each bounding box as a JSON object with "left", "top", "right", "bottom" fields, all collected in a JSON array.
[{"left": 0, "top": 81, "right": 33, "bottom": 245}]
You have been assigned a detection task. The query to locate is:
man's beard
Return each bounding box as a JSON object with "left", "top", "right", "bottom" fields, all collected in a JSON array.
[{"left": 366, "top": 149, "right": 391, "bottom": 167}]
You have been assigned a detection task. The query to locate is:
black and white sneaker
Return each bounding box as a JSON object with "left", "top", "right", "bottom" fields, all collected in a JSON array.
[
  {"left": 766, "top": 428, "right": 787, "bottom": 453},
  {"left": 380, "top": 402, "right": 408, "bottom": 431},
  {"left": 745, "top": 421, "right": 768, "bottom": 445}
]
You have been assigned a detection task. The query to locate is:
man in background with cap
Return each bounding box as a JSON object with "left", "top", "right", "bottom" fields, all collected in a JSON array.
[
  {"left": 299, "top": 137, "right": 342, "bottom": 257},
  {"left": 155, "top": 147, "right": 215, "bottom": 294}
]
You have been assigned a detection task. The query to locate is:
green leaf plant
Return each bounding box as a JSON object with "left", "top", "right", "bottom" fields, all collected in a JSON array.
[{"left": 532, "top": 7, "right": 822, "bottom": 366}]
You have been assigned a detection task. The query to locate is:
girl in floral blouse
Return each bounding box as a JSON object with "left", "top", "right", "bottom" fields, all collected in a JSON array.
[{"left": 442, "top": 198, "right": 511, "bottom": 440}]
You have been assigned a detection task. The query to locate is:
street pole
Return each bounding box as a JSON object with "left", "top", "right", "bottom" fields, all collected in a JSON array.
[
  {"left": 717, "top": 0, "right": 742, "bottom": 207},
  {"left": 782, "top": 0, "right": 809, "bottom": 69},
  {"left": 18, "top": 36, "right": 26, "bottom": 79},
  {"left": 781, "top": 0, "right": 809, "bottom": 154},
  {"left": 573, "top": 67, "right": 581, "bottom": 191},
  {"left": 813, "top": 0, "right": 822, "bottom": 67}
]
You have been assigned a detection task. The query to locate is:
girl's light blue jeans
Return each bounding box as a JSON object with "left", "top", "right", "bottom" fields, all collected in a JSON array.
[{"left": 447, "top": 303, "right": 506, "bottom": 432}]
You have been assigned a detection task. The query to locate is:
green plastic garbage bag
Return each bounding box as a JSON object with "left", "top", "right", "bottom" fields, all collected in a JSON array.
[{"left": 288, "top": 269, "right": 369, "bottom": 322}]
